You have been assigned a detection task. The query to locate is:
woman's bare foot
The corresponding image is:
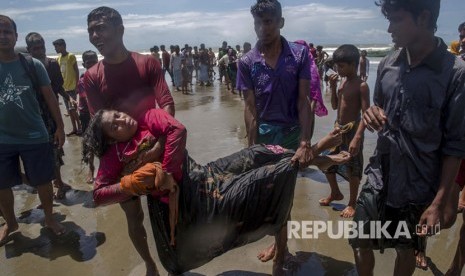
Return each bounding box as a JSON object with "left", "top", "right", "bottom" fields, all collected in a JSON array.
[
  {"left": 0, "top": 222, "right": 19, "bottom": 246},
  {"left": 340, "top": 205, "right": 356, "bottom": 218},
  {"left": 415, "top": 251, "right": 428, "bottom": 270},
  {"left": 319, "top": 193, "right": 344, "bottom": 206},
  {"left": 257, "top": 243, "right": 276, "bottom": 262}
]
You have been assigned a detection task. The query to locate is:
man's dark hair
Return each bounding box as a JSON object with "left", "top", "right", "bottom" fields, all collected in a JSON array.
[
  {"left": 0, "top": 15, "right": 17, "bottom": 33},
  {"left": 375, "top": 0, "right": 440, "bottom": 32},
  {"left": 87, "top": 6, "right": 123, "bottom": 27},
  {"left": 333, "top": 44, "right": 360, "bottom": 68},
  {"left": 25, "top": 32, "right": 44, "bottom": 47},
  {"left": 53, "top": 38, "right": 66, "bottom": 46},
  {"left": 459, "top": 22, "right": 465, "bottom": 32},
  {"left": 82, "top": 50, "right": 98, "bottom": 62},
  {"left": 251, "top": 0, "right": 282, "bottom": 18}
]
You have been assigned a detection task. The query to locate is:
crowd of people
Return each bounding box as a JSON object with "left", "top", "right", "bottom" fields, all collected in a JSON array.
[{"left": 1, "top": 0, "right": 465, "bottom": 276}]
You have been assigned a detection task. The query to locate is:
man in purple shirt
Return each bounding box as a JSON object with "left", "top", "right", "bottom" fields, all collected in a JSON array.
[{"left": 236, "top": 0, "right": 314, "bottom": 273}]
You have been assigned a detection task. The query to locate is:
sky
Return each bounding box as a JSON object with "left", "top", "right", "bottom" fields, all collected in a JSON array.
[{"left": 5, "top": 0, "right": 464, "bottom": 53}]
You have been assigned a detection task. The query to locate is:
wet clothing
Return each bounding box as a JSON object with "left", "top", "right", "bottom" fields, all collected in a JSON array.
[
  {"left": 294, "top": 40, "right": 327, "bottom": 117},
  {"left": 236, "top": 36, "right": 311, "bottom": 127},
  {"left": 0, "top": 57, "right": 50, "bottom": 144},
  {"left": 365, "top": 38, "right": 465, "bottom": 208},
  {"left": 0, "top": 143, "right": 54, "bottom": 188},
  {"left": 83, "top": 52, "right": 173, "bottom": 119},
  {"left": 350, "top": 38, "right": 465, "bottom": 253},
  {"left": 198, "top": 50, "right": 210, "bottom": 82},
  {"left": 171, "top": 54, "right": 182, "bottom": 87},
  {"left": 349, "top": 183, "right": 427, "bottom": 252},
  {"left": 147, "top": 144, "right": 298, "bottom": 274},
  {"left": 93, "top": 109, "right": 186, "bottom": 206},
  {"left": 257, "top": 123, "right": 301, "bottom": 151},
  {"left": 325, "top": 120, "right": 364, "bottom": 179}
]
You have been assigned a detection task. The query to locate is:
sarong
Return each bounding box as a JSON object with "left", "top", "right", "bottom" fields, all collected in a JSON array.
[{"left": 147, "top": 145, "right": 299, "bottom": 274}]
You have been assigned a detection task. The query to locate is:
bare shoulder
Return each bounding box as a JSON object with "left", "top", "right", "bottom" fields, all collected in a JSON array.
[{"left": 360, "top": 81, "right": 369, "bottom": 91}]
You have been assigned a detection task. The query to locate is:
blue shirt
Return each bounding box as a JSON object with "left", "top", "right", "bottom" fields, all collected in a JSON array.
[
  {"left": 366, "top": 38, "right": 465, "bottom": 208},
  {"left": 0, "top": 56, "right": 50, "bottom": 144},
  {"left": 236, "top": 37, "right": 311, "bottom": 126}
]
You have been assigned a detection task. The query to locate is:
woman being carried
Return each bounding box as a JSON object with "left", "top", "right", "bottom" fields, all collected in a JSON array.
[{"left": 82, "top": 108, "right": 349, "bottom": 275}]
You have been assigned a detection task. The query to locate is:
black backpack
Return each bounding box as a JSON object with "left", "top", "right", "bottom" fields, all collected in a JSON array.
[{"left": 17, "top": 53, "right": 57, "bottom": 135}]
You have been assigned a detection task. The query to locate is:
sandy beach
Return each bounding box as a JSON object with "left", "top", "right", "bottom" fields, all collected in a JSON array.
[{"left": 0, "top": 70, "right": 463, "bottom": 276}]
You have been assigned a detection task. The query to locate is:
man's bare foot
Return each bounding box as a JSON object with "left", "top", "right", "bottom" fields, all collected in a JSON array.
[
  {"left": 340, "top": 205, "right": 356, "bottom": 218},
  {"left": 0, "top": 222, "right": 19, "bottom": 246},
  {"left": 257, "top": 243, "right": 276, "bottom": 262},
  {"left": 415, "top": 251, "right": 428, "bottom": 270},
  {"left": 319, "top": 193, "right": 344, "bottom": 206},
  {"left": 45, "top": 220, "right": 66, "bottom": 236}
]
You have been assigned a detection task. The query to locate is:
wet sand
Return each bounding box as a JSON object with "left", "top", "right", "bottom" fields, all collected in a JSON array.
[{"left": 0, "top": 77, "right": 463, "bottom": 276}]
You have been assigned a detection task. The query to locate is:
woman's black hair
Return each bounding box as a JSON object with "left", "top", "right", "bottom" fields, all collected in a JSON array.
[
  {"left": 82, "top": 109, "right": 110, "bottom": 164},
  {"left": 375, "top": 0, "right": 440, "bottom": 32}
]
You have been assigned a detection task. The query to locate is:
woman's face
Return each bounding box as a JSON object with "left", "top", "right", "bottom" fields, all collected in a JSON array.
[{"left": 101, "top": 110, "right": 138, "bottom": 142}]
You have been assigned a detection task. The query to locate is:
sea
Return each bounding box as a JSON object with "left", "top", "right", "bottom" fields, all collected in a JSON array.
[{"left": 42, "top": 45, "right": 392, "bottom": 95}]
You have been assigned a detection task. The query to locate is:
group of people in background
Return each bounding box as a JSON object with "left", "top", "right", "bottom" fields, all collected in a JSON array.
[
  {"left": 1, "top": 0, "right": 465, "bottom": 276},
  {"left": 149, "top": 41, "right": 253, "bottom": 97}
]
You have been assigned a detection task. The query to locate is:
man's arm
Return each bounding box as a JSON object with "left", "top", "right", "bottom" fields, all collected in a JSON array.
[
  {"left": 349, "top": 82, "right": 370, "bottom": 156},
  {"left": 291, "top": 78, "right": 314, "bottom": 168},
  {"left": 41, "top": 85, "right": 65, "bottom": 147},
  {"left": 297, "top": 79, "right": 312, "bottom": 143},
  {"left": 418, "top": 155, "right": 462, "bottom": 231},
  {"left": 243, "top": 89, "right": 257, "bottom": 147}
]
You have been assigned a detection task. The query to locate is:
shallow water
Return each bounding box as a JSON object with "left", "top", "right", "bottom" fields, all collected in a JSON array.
[{"left": 0, "top": 70, "right": 462, "bottom": 276}]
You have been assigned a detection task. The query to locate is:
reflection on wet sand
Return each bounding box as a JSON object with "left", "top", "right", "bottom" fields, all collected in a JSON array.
[{"left": 0, "top": 77, "right": 462, "bottom": 276}]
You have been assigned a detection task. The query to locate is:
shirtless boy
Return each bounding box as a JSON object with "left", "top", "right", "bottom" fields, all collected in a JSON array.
[{"left": 320, "top": 44, "right": 369, "bottom": 218}]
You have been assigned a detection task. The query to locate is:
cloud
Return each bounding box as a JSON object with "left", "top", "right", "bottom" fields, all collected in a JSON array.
[
  {"left": 13, "top": 2, "right": 393, "bottom": 52},
  {"left": 117, "top": 3, "right": 384, "bottom": 50},
  {"left": 4, "top": 2, "right": 129, "bottom": 17}
]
